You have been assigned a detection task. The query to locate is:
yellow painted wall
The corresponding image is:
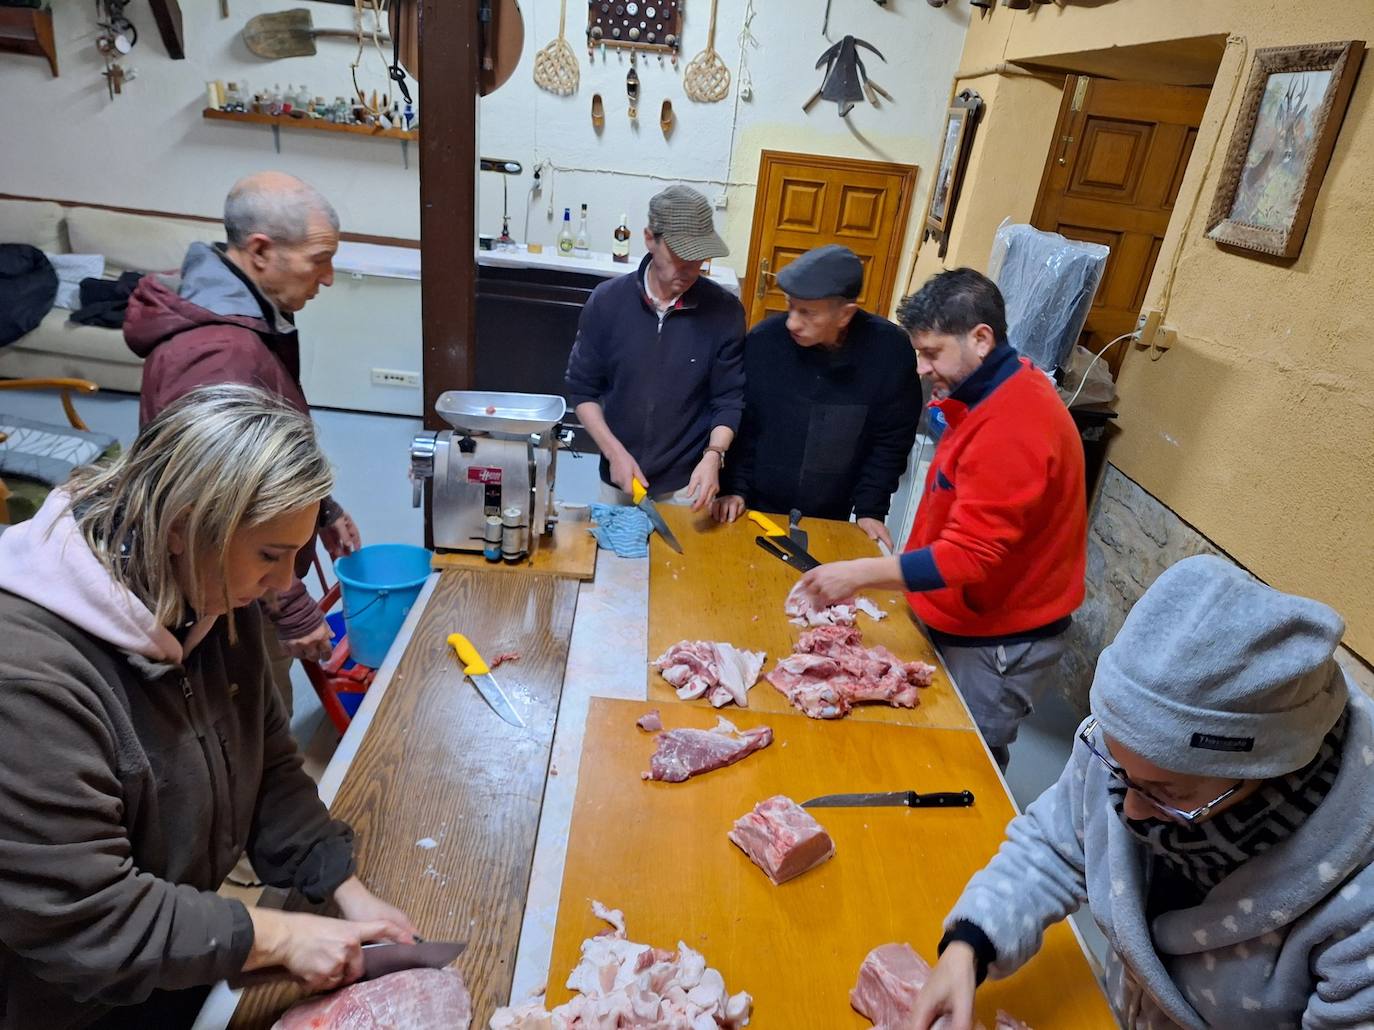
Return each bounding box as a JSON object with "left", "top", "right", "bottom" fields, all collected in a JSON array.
[{"left": 916, "top": 1, "right": 1374, "bottom": 660}]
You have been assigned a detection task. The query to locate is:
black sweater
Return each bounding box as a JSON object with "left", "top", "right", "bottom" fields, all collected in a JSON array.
[
  {"left": 564, "top": 255, "right": 746, "bottom": 493},
  {"left": 723, "top": 310, "right": 923, "bottom": 520}
]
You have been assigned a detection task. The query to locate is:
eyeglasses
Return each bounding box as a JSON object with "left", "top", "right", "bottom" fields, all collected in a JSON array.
[{"left": 1078, "top": 717, "right": 1245, "bottom": 825}]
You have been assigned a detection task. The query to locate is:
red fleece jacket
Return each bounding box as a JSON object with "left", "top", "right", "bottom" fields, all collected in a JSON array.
[{"left": 904, "top": 357, "right": 1086, "bottom": 638}]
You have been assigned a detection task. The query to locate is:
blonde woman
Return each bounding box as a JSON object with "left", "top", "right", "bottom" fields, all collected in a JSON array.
[{"left": 0, "top": 385, "right": 415, "bottom": 1030}]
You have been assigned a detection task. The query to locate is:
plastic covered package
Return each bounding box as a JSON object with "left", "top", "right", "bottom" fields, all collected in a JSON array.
[{"left": 987, "top": 219, "right": 1109, "bottom": 374}]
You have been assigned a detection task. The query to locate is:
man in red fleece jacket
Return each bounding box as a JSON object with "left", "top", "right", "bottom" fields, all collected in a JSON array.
[
  {"left": 800, "top": 268, "right": 1085, "bottom": 768},
  {"left": 124, "top": 172, "right": 360, "bottom": 711}
]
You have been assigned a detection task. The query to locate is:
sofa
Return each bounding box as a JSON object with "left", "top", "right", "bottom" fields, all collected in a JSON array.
[{"left": 0, "top": 198, "right": 224, "bottom": 392}]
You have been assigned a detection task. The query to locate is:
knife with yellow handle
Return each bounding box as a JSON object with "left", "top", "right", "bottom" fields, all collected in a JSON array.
[
  {"left": 747, "top": 510, "right": 787, "bottom": 537},
  {"left": 632, "top": 477, "right": 685, "bottom": 554},
  {"left": 447, "top": 632, "right": 525, "bottom": 727}
]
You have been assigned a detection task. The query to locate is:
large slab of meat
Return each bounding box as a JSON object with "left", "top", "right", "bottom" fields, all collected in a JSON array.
[
  {"left": 850, "top": 943, "right": 1030, "bottom": 1030},
  {"left": 728, "top": 794, "right": 835, "bottom": 885},
  {"left": 272, "top": 967, "right": 472, "bottom": 1030},
  {"left": 490, "top": 901, "right": 752, "bottom": 1029},
  {"left": 653, "top": 640, "right": 767, "bottom": 708},
  {"left": 642, "top": 716, "right": 773, "bottom": 783},
  {"left": 784, "top": 581, "right": 888, "bottom": 628},
  {"left": 766, "top": 625, "right": 936, "bottom": 719}
]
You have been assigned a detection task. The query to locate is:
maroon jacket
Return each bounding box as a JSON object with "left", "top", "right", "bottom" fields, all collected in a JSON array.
[{"left": 125, "top": 244, "right": 338, "bottom": 641}]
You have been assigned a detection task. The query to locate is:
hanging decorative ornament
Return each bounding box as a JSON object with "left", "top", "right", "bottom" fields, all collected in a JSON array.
[
  {"left": 533, "top": 0, "right": 580, "bottom": 96},
  {"left": 683, "top": 0, "right": 730, "bottom": 103},
  {"left": 626, "top": 57, "right": 641, "bottom": 120}
]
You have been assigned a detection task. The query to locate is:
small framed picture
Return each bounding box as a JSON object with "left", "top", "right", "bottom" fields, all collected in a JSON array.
[
  {"left": 1205, "top": 41, "right": 1364, "bottom": 259},
  {"left": 923, "top": 90, "right": 983, "bottom": 258}
]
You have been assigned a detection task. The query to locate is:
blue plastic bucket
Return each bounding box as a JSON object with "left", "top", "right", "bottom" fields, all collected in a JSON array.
[{"left": 334, "top": 544, "right": 432, "bottom": 668}]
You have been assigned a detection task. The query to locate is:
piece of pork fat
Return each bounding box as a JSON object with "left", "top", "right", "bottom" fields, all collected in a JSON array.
[
  {"left": 849, "top": 943, "right": 1032, "bottom": 1030},
  {"left": 653, "top": 641, "right": 767, "bottom": 708},
  {"left": 783, "top": 581, "right": 888, "bottom": 628},
  {"left": 489, "top": 902, "right": 753, "bottom": 1029},
  {"left": 272, "top": 967, "right": 472, "bottom": 1030},
  {"left": 728, "top": 795, "right": 835, "bottom": 885},
  {"left": 636, "top": 708, "right": 664, "bottom": 732},
  {"left": 642, "top": 717, "right": 774, "bottom": 783}
]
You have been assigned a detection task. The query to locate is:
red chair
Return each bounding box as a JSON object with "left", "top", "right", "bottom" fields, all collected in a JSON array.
[{"left": 301, "top": 557, "right": 377, "bottom": 735}]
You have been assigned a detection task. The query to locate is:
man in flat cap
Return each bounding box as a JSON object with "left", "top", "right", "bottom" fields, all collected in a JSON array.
[
  {"left": 565, "top": 185, "right": 745, "bottom": 510},
  {"left": 712, "top": 244, "right": 922, "bottom": 549}
]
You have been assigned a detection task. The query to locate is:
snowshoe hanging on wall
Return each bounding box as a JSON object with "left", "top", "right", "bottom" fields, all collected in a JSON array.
[{"left": 804, "top": 36, "right": 890, "bottom": 118}]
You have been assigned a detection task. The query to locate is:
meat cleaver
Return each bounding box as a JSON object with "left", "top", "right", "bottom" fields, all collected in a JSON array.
[{"left": 801, "top": 790, "right": 975, "bottom": 808}]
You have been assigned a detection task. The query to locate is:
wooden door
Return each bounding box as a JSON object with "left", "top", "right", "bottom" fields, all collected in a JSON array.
[
  {"left": 743, "top": 151, "right": 917, "bottom": 326},
  {"left": 1032, "top": 76, "right": 1210, "bottom": 376}
]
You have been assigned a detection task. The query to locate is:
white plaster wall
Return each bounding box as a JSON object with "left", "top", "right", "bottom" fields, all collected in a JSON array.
[{"left": 0, "top": 1, "right": 967, "bottom": 298}]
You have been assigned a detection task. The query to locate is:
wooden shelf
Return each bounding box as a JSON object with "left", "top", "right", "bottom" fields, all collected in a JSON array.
[
  {"left": 202, "top": 107, "right": 417, "bottom": 141},
  {"left": 0, "top": 8, "right": 58, "bottom": 78}
]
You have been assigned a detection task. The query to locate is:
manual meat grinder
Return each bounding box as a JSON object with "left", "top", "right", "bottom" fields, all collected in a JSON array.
[{"left": 410, "top": 391, "right": 573, "bottom": 561}]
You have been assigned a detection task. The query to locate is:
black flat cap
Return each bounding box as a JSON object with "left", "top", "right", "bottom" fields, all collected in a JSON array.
[{"left": 776, "top": 244, "right": 864, "bottom": 300}]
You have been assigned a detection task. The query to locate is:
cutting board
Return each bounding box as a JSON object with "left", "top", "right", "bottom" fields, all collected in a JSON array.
[
  {"left": 648, "top": 506, "right": 974, "bottom": 731},
  {"left": 546, "top": 699, "right": 1116, "bottom": 1029}
]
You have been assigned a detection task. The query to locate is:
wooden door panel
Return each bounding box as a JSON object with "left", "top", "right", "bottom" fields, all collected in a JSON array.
[
  {"left": 744, "top": 151, "right": 918, "bottom": 326},
  {"left": 1033, "top": 75, "right": 1210, "bottom": 375}
]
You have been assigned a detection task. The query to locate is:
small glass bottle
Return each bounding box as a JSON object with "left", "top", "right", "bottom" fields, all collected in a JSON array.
[
  {"left": 573, "top": 203, "right": 590, "bottom": 258},
  {"left": 557, "top": 207, "right": 575, "bottom": 257},
  {"left": 612, "top": 213, "right": 631, "bottom": 263}
]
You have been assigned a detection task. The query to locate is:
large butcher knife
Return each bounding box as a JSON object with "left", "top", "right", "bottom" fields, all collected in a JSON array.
[
  {"left": 632, "top": 478, "right": 684, "bottom": 554},
  {"left": 233, "top": 939, "right": 466, "bottom": 987},
  {"left": 448, "top": 633, "right": 525, "bottom": 728},
  {"left": 802, "top": 790, "right": 975, "bottom": 808}
]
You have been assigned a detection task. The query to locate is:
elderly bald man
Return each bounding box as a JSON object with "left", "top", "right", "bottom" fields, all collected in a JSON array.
[{"left": 124, "top": 172, "right": 357, "bottom": 702}]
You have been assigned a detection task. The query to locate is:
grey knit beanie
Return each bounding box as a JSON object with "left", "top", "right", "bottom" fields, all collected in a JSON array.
[{"left": 1090, "top": 555, "right": 1348, "bottom": 779}]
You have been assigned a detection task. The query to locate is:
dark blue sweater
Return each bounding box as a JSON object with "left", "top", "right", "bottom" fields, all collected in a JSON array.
[{"left": 564, "top": 255, "right": 746, "bottom": 493}]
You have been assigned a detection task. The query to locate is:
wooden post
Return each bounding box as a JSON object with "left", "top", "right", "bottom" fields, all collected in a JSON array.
[
  {"left": 146, "top": 0, "right": 186, "bottom": 60},
  {"left": 419, "top": 0, "right": 480, "bottom": 431}
]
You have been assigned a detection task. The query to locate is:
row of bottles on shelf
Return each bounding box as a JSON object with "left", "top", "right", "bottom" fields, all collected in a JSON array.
[
  {"left": 556, "top": 205, "right": 633, "bottom": 263},
  {"left": 207, "top": 80, "right": 416, "bottom": 131}
]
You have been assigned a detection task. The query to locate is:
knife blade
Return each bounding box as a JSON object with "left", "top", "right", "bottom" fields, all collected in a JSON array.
[
  {"left": 632, "top": 478, "right": 684, "bottom": 554},
  {"left": 801, "top": 790, "right": 975, "bottom": 808},
  {"left": 362, "top": 939, "right": 466, "bottom": 980},
  {"left": 788, "top": 508, "right": 809, "bottom": 551},
  {"left": 447, "top": 633, "right": 525, "bottom": 727}
]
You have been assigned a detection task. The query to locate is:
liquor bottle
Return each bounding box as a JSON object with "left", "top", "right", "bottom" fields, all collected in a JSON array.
[
  {"left": 557, "top": 208, "right": 575, "bottom": 256},
  {"left": 573, "top": 203, "right": 590, "bottom": 258},
  {"left": 612, "top": 213, "right": 631, "bottom": 263}
]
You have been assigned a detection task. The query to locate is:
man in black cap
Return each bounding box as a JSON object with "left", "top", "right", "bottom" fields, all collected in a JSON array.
[
  {"left": 712, "top": 244, "right": 922, "bottom": 548},
  {"left": 565, "top": 185, "right": 745, "bottom": 510}
]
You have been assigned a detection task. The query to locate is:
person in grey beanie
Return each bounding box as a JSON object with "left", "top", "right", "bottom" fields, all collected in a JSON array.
[{"left": 907, "top": 554, "right": 1374, "bottom": 1030}]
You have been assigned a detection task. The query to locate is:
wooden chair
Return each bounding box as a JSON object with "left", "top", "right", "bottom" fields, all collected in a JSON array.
[{"left": 0, "top": 377, "right": 102, "bottom": 525}]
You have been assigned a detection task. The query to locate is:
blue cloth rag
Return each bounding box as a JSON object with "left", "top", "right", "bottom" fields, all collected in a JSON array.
[{"left": 589, "top": 503, "right": 653, "bottom": 558}]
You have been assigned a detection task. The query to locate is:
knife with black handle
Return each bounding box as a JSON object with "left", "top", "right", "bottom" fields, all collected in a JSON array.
[{"left": 801, "top": 790, "right": 975, "bottom": 808}]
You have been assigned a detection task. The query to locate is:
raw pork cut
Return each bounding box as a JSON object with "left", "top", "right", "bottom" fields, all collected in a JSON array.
[
  {"left": 728, "top": 795, "right": 835, "bottom": 885},
  {"left": 491, "top": 651, "right": 521, "bottom": 669},
  {"left": 850, "top": 943, "right": 1031, "bottom": 1030},
  {"left": 272, "top": 967, "right": 472, "bottom": 1030},
  {"left": 636, "top": 708, "right": 663, "bottom": 732},
  {"left": 642, "top": 716, "right": 773, "bottom": 783},
  {"left": 489, "top": 902, "right": 752, "bottom": 1029},
  {"left": 653, "top": 640, "right": 767, "bottom": 708},
  {"left": 767, "top": 626, "right": 935, "bottom": 719},
  {"left": 784, "top": 581, "right": 888, "bottom": 628}
]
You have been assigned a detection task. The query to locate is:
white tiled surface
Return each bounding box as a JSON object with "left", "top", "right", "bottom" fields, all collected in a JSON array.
[{"left": 509, "top": 554, "right": 650, "bottom": 1004}]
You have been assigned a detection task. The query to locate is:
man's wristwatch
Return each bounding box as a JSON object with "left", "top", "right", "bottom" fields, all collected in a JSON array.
[{"left": 703, "top": 446, "right": 727, "bottom": 468}]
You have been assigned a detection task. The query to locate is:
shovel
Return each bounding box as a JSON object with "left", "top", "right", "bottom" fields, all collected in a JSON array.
[{"left": 243, "top": 8, "right": 389, "bottom": 60}]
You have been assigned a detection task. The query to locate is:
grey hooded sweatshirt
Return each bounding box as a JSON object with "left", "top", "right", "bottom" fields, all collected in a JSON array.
[{"left": 945, "top": 683, "right": 1374, "bottom": 1029}]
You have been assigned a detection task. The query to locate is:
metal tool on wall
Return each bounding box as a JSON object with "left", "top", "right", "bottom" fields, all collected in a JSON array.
[
  {"left": 683, "top": 0, "right": 730, "bottom": 103},
  {"left": 804, "top": 35, "right": 892, "bottom": 117},
  {"left": 533, "top": 0, "right": 579, "bottom": 96},
  {"left": 243, "top": 9, "right": 389, "bottom": 60}
]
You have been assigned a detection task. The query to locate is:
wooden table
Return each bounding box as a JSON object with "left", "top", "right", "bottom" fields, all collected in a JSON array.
[
  {"left": 230, "top": 569, "right": 579, "bottom": 1028},
  {"left": 549, "top": 699, "right": 1116, "bottom": 1029},
  {"left": 647, "top": 506, "right": 973, "bottom": 731}
]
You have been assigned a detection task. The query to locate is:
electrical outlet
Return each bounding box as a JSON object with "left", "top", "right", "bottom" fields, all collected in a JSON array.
[
  {"left": 1154, "top": 325, "right": 1178, "bottom": 352},
  {"left": 713, "top": 192, "right": 728, "bottom": 210},
  {"left": 370, "top": 368, "right": 420, "bottom": 388},
  {"left": 1135, "top": 307, "right": 1163, "bottom": 348}
]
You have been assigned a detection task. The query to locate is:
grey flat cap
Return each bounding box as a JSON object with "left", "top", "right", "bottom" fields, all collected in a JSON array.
[
  {"left": 777, "top": 244, "right": 864, "bottom": 300},
  {"left": 648, "top": 185, "right": 729, "bottom": 262}
]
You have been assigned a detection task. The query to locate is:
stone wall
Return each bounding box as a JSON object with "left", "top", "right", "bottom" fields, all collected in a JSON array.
[{"left": 1059, "top": 464, "right": 1374, "bottom": 712}]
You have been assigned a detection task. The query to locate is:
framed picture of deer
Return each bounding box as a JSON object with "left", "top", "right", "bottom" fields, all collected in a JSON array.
[{"left": 1206, "top": 41, "right": 1364, "bottom": 258}]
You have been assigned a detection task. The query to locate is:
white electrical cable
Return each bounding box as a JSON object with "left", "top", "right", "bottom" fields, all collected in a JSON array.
[{"left": 1065, "top": 331, "right": 1139, "bottom": 409}]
